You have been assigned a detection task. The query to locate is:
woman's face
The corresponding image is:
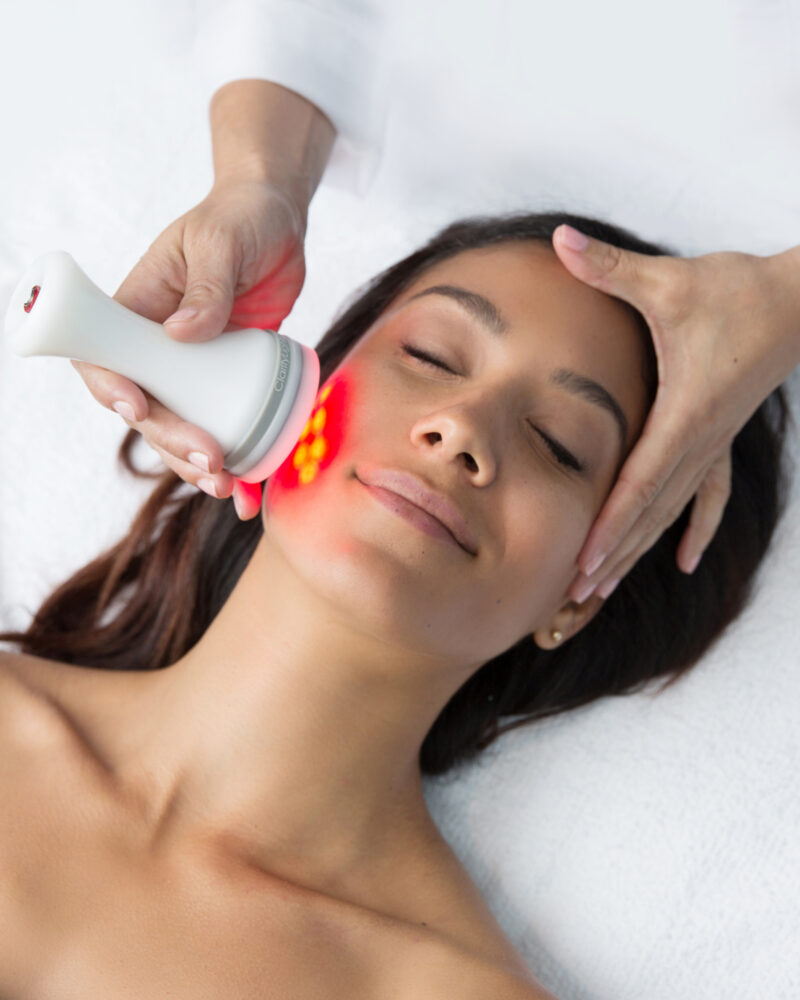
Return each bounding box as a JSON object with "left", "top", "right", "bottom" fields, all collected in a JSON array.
[{"left": 264, "top": 241, "right": 650, "bottom": 670}]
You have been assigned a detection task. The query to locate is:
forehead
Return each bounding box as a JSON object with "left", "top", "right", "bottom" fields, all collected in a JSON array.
[{"left": 398, "top": 242, "right": 630, "bottom": 336}]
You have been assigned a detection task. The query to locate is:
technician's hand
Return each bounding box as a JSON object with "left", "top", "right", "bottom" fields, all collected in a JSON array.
[
  {"left": 72, "top": 177, "right": 306, "bottom": 521},
  {"left": 551, "top": 224, "right": 800, "bottom": 604}
]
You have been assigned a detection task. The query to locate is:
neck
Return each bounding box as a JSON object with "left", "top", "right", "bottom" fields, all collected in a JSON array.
[{"left": 108, "top": 532, "right": 469, "bottom": 894}]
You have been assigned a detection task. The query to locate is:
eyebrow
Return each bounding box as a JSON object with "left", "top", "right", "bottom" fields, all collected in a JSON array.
[{"left": 407, "top": 283, "right": 629, "bottom": 449}]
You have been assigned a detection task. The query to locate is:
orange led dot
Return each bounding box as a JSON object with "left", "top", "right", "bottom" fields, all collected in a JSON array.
[
  {"left": 293, "top": 443, "right": 309, "bottom": 469},
  {"left": 309, "top": 437, "right": 327, "bottom": 461},
  {"left": 312, "top": 408, "right": 327, "bottom": 434},
  {"left": 320, "top": 385, "right": 332, "bottom": 403},
  {"left": 299, "top": 462, "right": 318, "bottom": 485},
  {"left": 301, "top": 419, "right": 312, "bottom": 440}
]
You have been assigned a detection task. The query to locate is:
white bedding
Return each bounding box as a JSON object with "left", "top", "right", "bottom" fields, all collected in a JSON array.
[{"left": 1, "top": 2, "right": 798, "bottom": 997}]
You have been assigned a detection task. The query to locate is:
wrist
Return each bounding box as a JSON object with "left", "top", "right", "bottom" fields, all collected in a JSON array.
[
  {"left": 211, "top": 162, "right": 311, "bottom": 235},
  {"left": 762, "top": 244, "right": 800, "bottom": 367},
  {"left": 210, "top": 80, "right": 336, "bottom": 223}
]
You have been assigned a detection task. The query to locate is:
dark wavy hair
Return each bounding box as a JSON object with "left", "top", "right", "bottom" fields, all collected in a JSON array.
[{"left": 0, "top": 211, "right": 791, "bottom": 775}]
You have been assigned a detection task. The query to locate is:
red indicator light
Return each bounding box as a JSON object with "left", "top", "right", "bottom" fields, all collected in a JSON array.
[{"left": 23, "top": 285, "right": 41, "bottom": 313}]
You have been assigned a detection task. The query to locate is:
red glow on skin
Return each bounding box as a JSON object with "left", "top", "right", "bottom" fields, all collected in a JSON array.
[{"left": 267, "top": 374, "right": 352, "bottom": 500}]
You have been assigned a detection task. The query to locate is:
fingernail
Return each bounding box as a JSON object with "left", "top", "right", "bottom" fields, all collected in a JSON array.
[
  {"left": 197, "top": 477, "right": 218, "bottom": 498},
  {"left": 188, "top": 451, "right": 210, "bottom": 473},
  {"left": 597, "top": 576, "right": 620, "bottom": 599},
  {"left": 686, "top": 553, "right": 701, "bottom": 574},
  {"left": 584, "top": 551, "right": 606, "bottom": 577},
  {"left": 558, "top": 224, "right": 589, "bottom": 252},
  {"left": 112, "top": 400, "right": 136, "bottom": 422},
  {"left": 164, "top": 308, "right": 198, "bottom": 325},
  {"left": 572, "top": 577, "right": 597, "bottom": 604}
]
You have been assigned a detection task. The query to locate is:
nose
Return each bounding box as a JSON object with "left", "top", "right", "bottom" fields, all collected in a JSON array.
[{"left": 409, "top": 403, "right": 497, "bottom": 484}]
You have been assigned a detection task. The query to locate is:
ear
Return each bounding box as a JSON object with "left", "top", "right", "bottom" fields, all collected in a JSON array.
[{"left": 532, "top": 591, "right": 607, "bottom": 650}]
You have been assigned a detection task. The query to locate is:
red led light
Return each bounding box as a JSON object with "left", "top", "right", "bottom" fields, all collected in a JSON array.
[
  {"left": 23, "top": 285, "right": 41, "bottom": 313},
  {"left": 269, "top": 375, "right": 351, "bottom": 494}
]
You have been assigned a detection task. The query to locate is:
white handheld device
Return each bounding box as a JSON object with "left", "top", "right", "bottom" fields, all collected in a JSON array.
[{"left": 4, "top": 251, "right": 320, "bottom": 483}]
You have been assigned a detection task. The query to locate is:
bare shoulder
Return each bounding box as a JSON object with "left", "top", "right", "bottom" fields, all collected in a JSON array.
[
  {"left": 0, "top": 650, "right": 128, "bottom": 798},
  {"left": 396, "top": 928, "right": 556, "bottom": 1000},
  {"left": 0, "top": 647, "right": 103, "bottom": 703},
  {"left": 0, "top": 649, "right": 86, "bottom": 739},
  {"left": 0, "top": 650, "right": 69, "bottom": 743},
  {"left": 0, "top": 652, "right": 117, "bottom": 796},
  {"left": 462, "top": 966, "right": 557, "bottom": 1000},
  {"left": 436, "top": 953, "right": 556, "bottom": 1000},
  {"left": 0, "top": 648, "right": 141, "bottom": 744}
]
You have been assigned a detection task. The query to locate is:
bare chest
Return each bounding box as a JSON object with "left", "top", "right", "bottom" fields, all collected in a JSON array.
[
  {"left": 0, "top": 658, "right": 536, "bottom": 998},
  {"left": 0, "top": 691, "right": 397, "bottom": 998},
  {"left": 0, "top": 784, "right": 416, "bottom": 1000},
  {"left": 0, "top": 813, "right": 521, "bottom": 1000}
]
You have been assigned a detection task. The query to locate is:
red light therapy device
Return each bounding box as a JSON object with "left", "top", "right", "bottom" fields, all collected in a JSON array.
[{"left": 4, "top": 251, "right": 320, "bottom": 483}]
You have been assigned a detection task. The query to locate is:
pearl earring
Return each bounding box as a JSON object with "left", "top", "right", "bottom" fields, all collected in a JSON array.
[{"left": 551, "top": 629, "right": 563, "bottom": 643}]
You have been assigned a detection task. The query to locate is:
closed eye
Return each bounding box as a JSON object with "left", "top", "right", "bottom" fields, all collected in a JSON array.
[
  {"left": 532, "top": 428, "right": 583, "bottom": 472},
  {"left": 400, "top": 343, "right": 585, "bottom": 473},
  {"left": 401, "top": 343, "right": 458, "bottom": 375}
]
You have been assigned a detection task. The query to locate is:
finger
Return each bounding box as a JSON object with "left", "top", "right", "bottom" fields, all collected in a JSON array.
[
  {"left": 232, "top": 479, "right": 263, "bottom": 521},
  {"left": 141, "top": 437, "right": 235, "bottom": 500},
  {"left": 576, "top": 408, "right": 689, "bottom": 577},
  {"left": 569, "top": 456, "right": 710, "bottom": 602},
  {"left": 71, "top": 359, "right": 150, "bottom": 423},
  {"left": 552, "top": 224, "right": 682, "bottom": 318},
  {"left": 110, "top": 388, "right": 232, "bottom": 489},
  {"left": 114, "top": 248, "right": 184, "bottom": 322},
  {"left": 162, "top": 240, "right": 238, "bottom": 343},
  {"left": 675, "top": 448, "right": 732, "bottom": 573}
]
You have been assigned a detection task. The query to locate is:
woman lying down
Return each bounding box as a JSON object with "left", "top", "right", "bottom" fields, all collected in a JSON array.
[{"left": 0, "top": 211, "right": 789, "bottom": 999}]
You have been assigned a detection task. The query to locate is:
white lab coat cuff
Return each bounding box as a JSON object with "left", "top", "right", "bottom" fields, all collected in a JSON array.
[{"left": 193, "top": 0, "right": 388, "bottom": 197}]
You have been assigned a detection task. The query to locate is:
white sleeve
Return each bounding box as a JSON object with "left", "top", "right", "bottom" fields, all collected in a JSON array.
[{"left": 193, "top": 0, "right": 389, "bottom": 197}]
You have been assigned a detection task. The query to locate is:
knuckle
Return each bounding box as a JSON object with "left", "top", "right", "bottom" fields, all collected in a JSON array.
[
  {"left": 649, "top": 259, "right": 694, "bottom": 324},
  {"left": 700, "top": 460, "right": 733, "bottom": 502},
  {"left": 155, "top": 426, "right": 189, "bottom": 459},
  {"left": 624, "top": 472, "right": 663, "bottom": 510},
  {"left": 639, "top": 500, "right": 677, "bottom": 541},
  {"left": 658, "top": 425, "right": 693, "bottom": 471},
  {"left": 702, "top": 475, "right": 730, "bottom": 504},
  {"left": 132, "top": 243, "right": 183, "bottom": 290},
  {"left": 215, "top": 472, "right": 234, "bottom": 497},
  {"left": 96, "top": 370, "right": 134, "bottom": 406},
  {"left": 185, "top": 274, "right": 231, "bottom": 302},
  {"left": 598, "top": 242, "right": 624, "bottom": 276}
]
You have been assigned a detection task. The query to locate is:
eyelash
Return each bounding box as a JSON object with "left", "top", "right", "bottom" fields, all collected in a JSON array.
[{"left": 400, "top": 343, "right": 584, "bottom": 472}]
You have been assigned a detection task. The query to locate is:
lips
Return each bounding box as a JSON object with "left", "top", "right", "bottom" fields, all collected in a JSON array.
[{"left": 356, "top": 466, "right": 478, "bottom": 556}]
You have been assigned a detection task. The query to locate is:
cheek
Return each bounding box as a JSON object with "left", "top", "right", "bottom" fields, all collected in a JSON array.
[{"left": 500, "top": 489, "right": 593, "bottom": 614}]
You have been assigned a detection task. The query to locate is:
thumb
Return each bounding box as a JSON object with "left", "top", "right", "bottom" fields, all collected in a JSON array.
[
  {"left": 163, "top": 249, "right": 238, "bottom": 343},
  {"left": 552, "top": 223, "right": 663, "bottom": 316}
]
